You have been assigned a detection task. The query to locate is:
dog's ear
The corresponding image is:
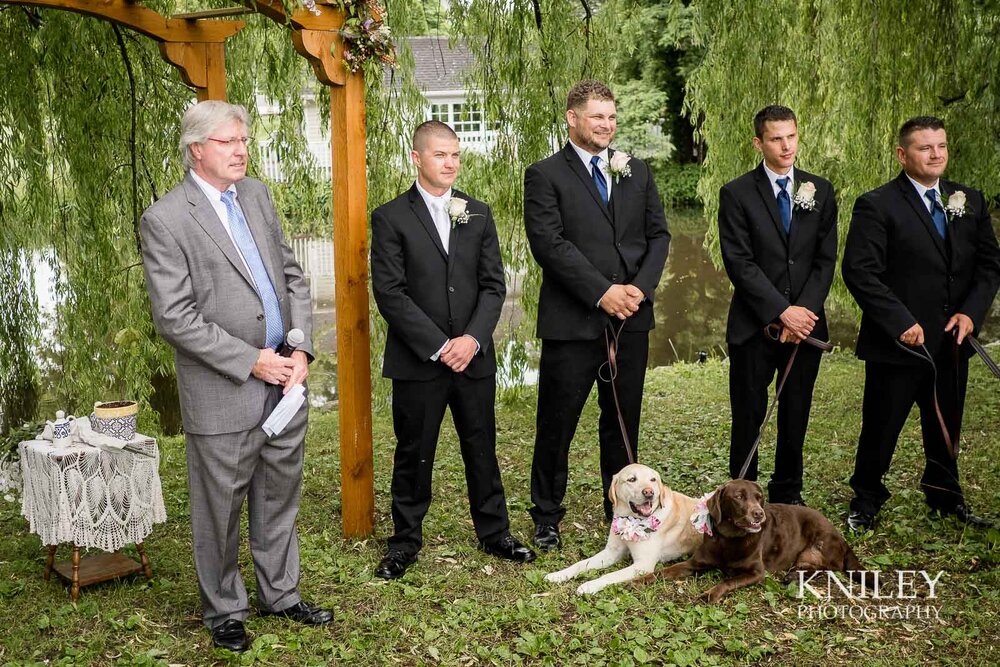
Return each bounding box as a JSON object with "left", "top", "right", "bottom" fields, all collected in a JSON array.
[
  {"left": 707, "top": 483, "right": 726, "bottom": 527},
  {"left": 659, "top": 481, "right": 670, "bottom": 507},
  {"left": 608, "top": 472, "right": 619, "bottom": 506}
]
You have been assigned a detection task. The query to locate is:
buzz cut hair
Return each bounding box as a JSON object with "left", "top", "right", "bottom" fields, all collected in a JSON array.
[
  {"left": 753, "top": 105, "right": 797, "bottom": 139},
  {"left": 566, "top": 79, "right": 616, "bottom": 111},
  {"left": 898, "top": 116, "right": 946, "bottom": 148},
  {"left": 412, "top": 120, "right": 459, "bottom": 152}
]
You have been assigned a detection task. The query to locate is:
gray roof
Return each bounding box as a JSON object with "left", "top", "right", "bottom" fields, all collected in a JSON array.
[{"left": 388, "top": 36, "right": 473, "bottom": 93}]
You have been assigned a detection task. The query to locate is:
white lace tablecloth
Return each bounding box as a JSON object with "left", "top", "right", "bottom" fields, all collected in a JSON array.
[{"left": 18, "top": 437, "right": 167, "bottom": 551}]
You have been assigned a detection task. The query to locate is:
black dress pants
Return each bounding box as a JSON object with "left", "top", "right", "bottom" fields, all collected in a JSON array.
[
  {"left": 849, "top": 352, "right": 967, "bottom": 516},
  {"left": 728, "top": 333, "right": 822, "bottom": 502},
  {"left": 388, "top": 372, "right": 509, "bottom": 555},
  {"left": 529, "top": 330, "right": 649, "bottom": 526}
]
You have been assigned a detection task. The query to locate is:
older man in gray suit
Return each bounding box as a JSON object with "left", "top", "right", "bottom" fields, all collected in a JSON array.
[{"left": 140, "top": 101, "right": 332, "bottom": 652}]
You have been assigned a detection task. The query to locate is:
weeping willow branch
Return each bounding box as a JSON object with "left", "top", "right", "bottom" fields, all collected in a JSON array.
[{"left": 111, "top": 24, "right": 140, "bottom": 256}]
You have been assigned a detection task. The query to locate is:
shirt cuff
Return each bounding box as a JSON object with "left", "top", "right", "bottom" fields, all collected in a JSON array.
[{"left": 429, "top": 339, "right": 448, "bottom": 361}]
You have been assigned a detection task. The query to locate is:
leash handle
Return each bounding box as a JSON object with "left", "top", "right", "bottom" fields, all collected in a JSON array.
[
  {"left": 601, "top": 322, "right": 635, "bottom": 465},
  {"left": 737, "top": 325, "right": 833, "bottom": 480}
]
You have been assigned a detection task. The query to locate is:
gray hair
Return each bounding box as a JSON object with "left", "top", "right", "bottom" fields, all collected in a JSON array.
[{"left": 179, "top": 101, "right": 250, "bottom": 169}]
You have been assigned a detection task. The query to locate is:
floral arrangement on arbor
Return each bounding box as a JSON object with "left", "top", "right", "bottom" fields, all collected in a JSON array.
[{"left": 334, "top": 0, "right": 397, "bottom": 73}]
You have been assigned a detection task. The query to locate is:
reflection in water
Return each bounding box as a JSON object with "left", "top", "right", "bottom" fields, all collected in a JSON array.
[{"left": 649, "top": 214, "right": 862, "bottom": 367}]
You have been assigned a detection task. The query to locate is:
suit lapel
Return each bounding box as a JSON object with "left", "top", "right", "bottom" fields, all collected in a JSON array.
[
  {"left": 562, "top": 143, "right": 613, "bottom": 224},
  {"left": 753, "top": 163, "right": 788, "bottom": 244},
  {"left": 609, "top": 149, "right": 624, "bottom": 235},
  {"left": 941, "top": 180, "right": 961, "bottom": 266},
  {"left": 184, "top": 176, "right": 254, "bottom": 289},
  {"left": 787, "top": 167, "right": 813, "bottom": 253},
  {"left": 408, "top": 185, "right": 448, "bottom": 260},
  {"left": 446, "top": 189, "right": 468, "bottom": 281},
  {"left": 895, "top": 173, "right": 947, "bottom": 262}
]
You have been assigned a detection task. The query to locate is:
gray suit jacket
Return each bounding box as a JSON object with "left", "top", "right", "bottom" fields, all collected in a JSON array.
[{"left": 140, "top": 173, "right": 313, "bottom": 435}]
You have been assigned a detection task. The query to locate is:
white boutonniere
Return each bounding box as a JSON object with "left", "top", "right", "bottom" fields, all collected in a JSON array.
[
  {"left": 608, "top": 151, "right": 632, "bottom": 182},
  {"left": 792, "top": 181, "right": 818, "bottom": 211},
  {"left": 942, "top": 190, "right": 967, "bottom": 219},
  {"left": 447, "top": 197, "right": 475, "bottom": 228}
]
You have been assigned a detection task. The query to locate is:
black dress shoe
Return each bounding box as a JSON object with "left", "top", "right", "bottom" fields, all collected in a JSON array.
[
  {"left": 931, "top": 503, "right": 995, "bottom": 528},
  {"left": 374, "top": 550, "right": 418, "bottom": 580},
  {"left": 481, "top": 535, "right": 537, "bottom": 563},
  {"left": 533, "top": 524, "right": 561, "bottom": 551},
  {"left": 260, "top": 600, "right": 333, "bottom": 625},
  {"left": 847, "top": 509, "right": 876, "bottom": 533},
  {"left": 211, "top": 619, "right": 249, "bottom": 653},
  {"left": 773, "top": 498, "right": 805, "bottom": 506}
]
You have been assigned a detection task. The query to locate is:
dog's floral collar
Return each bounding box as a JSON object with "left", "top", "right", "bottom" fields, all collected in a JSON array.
[
  {"left": 690, "top": 492, "right": 715, "bottom": 537},
  {"left": 611, "top": 514, "right": 661, "bottom": 541}
]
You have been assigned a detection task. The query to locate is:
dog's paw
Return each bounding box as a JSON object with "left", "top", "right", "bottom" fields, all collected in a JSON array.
[
  {"left": 575, "top": 581, "right": 605, "bottom": 595},
  {"left": 700, "top": 585, "right": 726, "bottom": 604},
  {"left": 545, "top": 571, "right": 571, "bottom": 584}
]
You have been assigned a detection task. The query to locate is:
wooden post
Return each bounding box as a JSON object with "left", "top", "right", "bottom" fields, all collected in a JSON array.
[{"left": 330, "top": 73, "right": 374, "bottom": 538}]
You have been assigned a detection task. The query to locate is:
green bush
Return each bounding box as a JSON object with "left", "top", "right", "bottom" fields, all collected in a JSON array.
[{"left": 652, "top": 161, "right": 702, "bottom": 208}]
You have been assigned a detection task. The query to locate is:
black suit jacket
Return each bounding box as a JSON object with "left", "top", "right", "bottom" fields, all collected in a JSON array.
[
  {"left": 842, "top": 172, "right": 1000, "bottom": 364},
  {"left": 371, "top": 184, "right": 506, "bottom": 380},
  {"left": 718, "top": 164, "right": 839, "bottom": 345},
  {"left": 523, "top": 143, "right": 670, "bottom": 340}
]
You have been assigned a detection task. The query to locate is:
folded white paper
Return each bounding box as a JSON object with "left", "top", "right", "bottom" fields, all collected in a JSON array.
[{"left": 262, "top": 384, "right": 306, "bottom": 437}]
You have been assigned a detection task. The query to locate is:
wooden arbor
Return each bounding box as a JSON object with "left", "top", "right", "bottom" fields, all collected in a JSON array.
[{"left": 3, "top": 0, "right": 375, "bottom": 536}]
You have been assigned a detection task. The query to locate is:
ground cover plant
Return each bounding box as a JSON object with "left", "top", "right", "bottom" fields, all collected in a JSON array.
[{"left": 1, "top": 354, "right": 998, "bottom": 666}]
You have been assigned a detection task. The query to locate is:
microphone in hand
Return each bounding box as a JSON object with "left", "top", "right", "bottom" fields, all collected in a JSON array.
[{"left": 276, "top": 328, "right": 305, "bottom": 357}]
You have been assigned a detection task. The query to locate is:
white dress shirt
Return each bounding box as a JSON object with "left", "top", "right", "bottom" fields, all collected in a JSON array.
[
  {"left": 905, "top": 174, "right": 942, "bottom": 214},
  {"left": 762, "top": 163, "right": 796, "bottom": 199},
  {"left": 188, "top": 170, "right": 257, "bottom": 286},
  {"left": 414, "top": 179, "right": 453, "bottom": 254},
  {"left": 569, "top": 140, "right": 614, "bottom": 200}
]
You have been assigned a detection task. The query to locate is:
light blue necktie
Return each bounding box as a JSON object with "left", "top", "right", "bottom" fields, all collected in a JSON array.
[
  {"left": 776, "top": 177, "right": 792, "bottom": 234},
  {"left": 925, "top": 189, "right": 947, "bottom": 239},
  {"left": 220, "top": 190, "right": 284, "bottom": 349},
  {"left": 591, "top": 155, "right": 609, "bottom": 206}
]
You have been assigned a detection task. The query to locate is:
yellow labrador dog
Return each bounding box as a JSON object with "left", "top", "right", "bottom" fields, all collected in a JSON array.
[{"left": 545, "top": 463, "right": 704, "bottom": 594}]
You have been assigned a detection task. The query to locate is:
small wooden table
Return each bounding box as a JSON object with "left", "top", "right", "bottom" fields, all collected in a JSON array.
[{"left": 19, "top": 437, "right": 166, "bottom": 601}]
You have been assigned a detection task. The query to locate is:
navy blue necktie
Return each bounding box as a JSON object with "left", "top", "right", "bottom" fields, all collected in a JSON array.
[
  {"left": 925, "top": 189, "right": 947, "bottom": 239},
  {"left": 776, "top": 177, "right": 792, "bottom": 233},
  {"left": 220, "top": 190, "right": 285, "bottom": 349},
  {"left": 591, "top": 155, "right": 609, "bottom": 206}
]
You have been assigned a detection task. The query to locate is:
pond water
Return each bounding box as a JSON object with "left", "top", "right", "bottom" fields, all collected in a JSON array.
[{"left": 648, "top": 209, "right": 862, "bottom": 366}]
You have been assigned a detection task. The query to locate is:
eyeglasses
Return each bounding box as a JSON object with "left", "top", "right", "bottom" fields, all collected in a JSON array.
[{"left": 205, "top": 136, "right": 252, "bottom": 148}]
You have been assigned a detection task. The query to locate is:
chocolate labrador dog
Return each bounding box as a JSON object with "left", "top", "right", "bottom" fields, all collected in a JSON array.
[{"left": 657, "top": 480, "right": 865, "bottom": 603}]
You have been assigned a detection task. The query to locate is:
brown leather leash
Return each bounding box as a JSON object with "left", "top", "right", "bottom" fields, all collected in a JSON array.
[
  {"left": 891, "top": 332, "right": 999, "bottom": 461},
  {"left": 736, "top": 324, "right": 833, "bottom": 480},
  {"left": 601, "top": 321, "right": 636, "bottom": 465},
  {"left": 892, "top": 338, "right": 961, "bottom": 459}
]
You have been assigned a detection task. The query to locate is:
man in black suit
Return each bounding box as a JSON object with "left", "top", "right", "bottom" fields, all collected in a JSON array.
[
  {"left": 842, "top": 116, "right": 1000, "bottom": 531},
  {"left": 718, "top": 105, "right": 838, "bottom": 505},
  {"left": 370, "top": 121, "right": 536, "bottom": 578},
  {"left": 524, "top": 80, "right": 670, "bottom": 549}
]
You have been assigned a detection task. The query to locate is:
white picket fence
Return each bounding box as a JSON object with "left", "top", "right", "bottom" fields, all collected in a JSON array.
[{"left": 289, "top": 237, "right": 335, "bottom": 305}]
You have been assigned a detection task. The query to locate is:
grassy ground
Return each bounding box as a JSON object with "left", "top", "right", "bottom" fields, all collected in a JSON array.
[{"left": 1, "top": 354, "right": 999, "bottom": 666}]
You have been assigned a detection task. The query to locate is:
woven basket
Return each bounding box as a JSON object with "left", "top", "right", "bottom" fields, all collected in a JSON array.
[
  {"left": 93, "top": 401, "right": 138, "bottom": 418},
  {"left": 92, "top": 400, "right": 139, "bottom": 440}
]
